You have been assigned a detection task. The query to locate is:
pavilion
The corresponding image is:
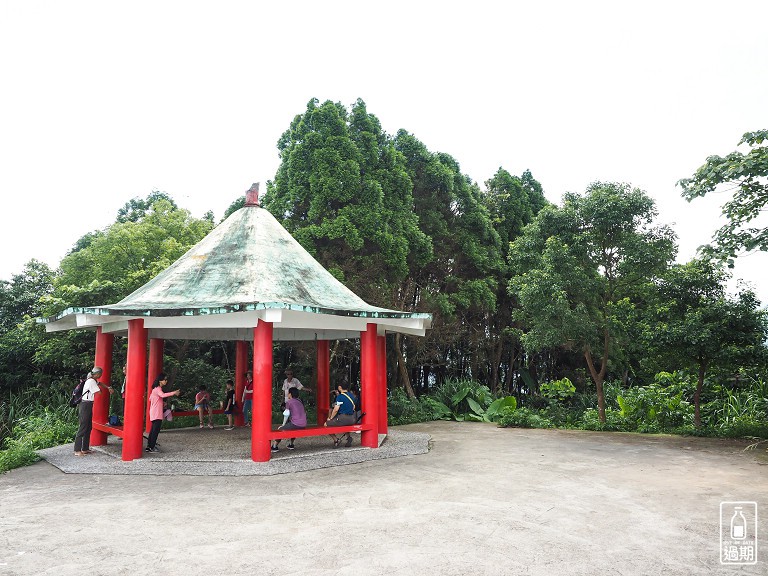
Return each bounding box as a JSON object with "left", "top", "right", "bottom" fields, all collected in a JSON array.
[{"left": 40, "top": 184, "right": 432, "bottom": 462}]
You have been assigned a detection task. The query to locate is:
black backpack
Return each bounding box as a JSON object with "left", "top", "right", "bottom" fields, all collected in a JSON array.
[{"left": 69, "top": 379, "right": 86, "bottom": 408}]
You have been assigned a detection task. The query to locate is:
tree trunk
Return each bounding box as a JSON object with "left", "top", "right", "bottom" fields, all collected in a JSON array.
[
  {"left": 491, "top": 338, "right": 503, "bottom": 394},
  {"left": 694, "top": 361, "right": 707, "bottom": 429},
  {"left": 584, "top": 335, "right": 608, "bottom": 423},
  {"left": 394, "top": 332, "right": 416, "bottom": 399}
]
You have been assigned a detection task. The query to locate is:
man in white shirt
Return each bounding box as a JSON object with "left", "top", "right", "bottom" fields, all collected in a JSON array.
[
  {"left": 74, "top": 366, "right": 112, "bottom": 456},
  {"left": 282, "top": 368, "right": 311, "bottom": 401}
]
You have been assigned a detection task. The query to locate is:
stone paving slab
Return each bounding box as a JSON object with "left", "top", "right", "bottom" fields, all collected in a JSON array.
[{"left": 36, "top": 427, "right": 431, "bottom": 476}]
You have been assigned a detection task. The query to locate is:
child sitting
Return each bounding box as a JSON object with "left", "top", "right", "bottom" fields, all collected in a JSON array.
[{"left": 194, "top": 385, "right": 214, "bottom": 429}]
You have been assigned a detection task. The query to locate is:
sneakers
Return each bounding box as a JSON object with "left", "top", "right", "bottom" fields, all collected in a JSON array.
[
  {"left": 225, "top": 426, "right": 234, "bottom": 431},
  {"left": 145, "top": 447, "right": 154, "bottom": 453},
  {"left": 208, "top": 424, "right": 214, "bottom": 429},
  {"left": 271, "top": 445, "right": 279, "bottom": 452},
  {"left": 199, "top": 424, "right": 204, "bottom": 429},
  {"left": 287, "top": 443, "right": 295, "bottom": 450}
]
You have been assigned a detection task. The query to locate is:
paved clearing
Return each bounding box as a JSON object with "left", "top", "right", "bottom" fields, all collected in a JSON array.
[{"left": 1, "top": 421, "right": 765, "bottom": 575}]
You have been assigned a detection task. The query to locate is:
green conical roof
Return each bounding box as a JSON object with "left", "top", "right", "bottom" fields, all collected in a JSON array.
[{"left": 41, "top": 202, "right": 431, "bottom": 341}]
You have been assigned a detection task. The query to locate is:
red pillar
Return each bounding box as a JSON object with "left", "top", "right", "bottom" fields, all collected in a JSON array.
[
  {"left": 316, "top": 340, "right": 330, "bottom": 425},
  {"left": 377, "top": 334, "right": 388, "bottom": 435},
  {"left": 235, "top": 340, "right": 248, "bottom": 427},
  {"left": 360, "top": 323, "right": 380, "bottom": 449},
  {"left": 146, "top": 338, "right": 164, "bottom": 433},
  {"left": 90, "top": 327, "right": 114, "bottom": 446},
  {"left": 123, "top": 319, "right": 147, "bottom": 461},
  {"left": 251, "top": 319, "right": 273, "bottom": 462}
]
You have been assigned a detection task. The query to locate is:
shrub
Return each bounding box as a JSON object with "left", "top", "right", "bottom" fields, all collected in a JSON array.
[
  {"left": 581, "top": 408, "right": 626, "bottom": 431},
  {"left": 540, "top": 377, "right": 576, "bottom": 402},
  {"left": 387, "top": 388, "right": 443, "bottom": 426},
  {"left": 498, "top": 407, "right": 553, "bottom": 429}
]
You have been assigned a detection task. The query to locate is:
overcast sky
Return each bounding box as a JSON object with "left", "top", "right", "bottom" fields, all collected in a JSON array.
[{"left": 1, "top": 1, "right": 766, "bottom": 304}]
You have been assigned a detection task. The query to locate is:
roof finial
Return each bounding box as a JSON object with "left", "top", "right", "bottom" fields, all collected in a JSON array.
[{"left": 245, "top": 182, "right": 260, "bottom": 206}]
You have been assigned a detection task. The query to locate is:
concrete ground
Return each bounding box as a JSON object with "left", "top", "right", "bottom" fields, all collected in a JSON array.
[{"left": 1, "top": 421, "right": 766, "bottom": 576}]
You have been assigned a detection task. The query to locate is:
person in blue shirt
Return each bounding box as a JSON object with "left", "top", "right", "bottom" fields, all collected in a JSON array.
[{"left": 325, "top": 381, "right": 358, "bottom": 448}]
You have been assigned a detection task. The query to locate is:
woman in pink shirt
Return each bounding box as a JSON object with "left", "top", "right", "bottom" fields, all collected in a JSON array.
[{"left": 146, "top": 373, "right": 180, "bottom": 453}]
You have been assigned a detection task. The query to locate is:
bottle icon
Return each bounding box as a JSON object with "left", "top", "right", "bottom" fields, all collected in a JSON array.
[{"left": 730, "top": 507, "right": 747, "bottom": 540}]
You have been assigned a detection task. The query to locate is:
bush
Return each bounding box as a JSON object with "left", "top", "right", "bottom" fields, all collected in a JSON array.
[
  {"left": 387, "top": 388, "right": 444, "bottom": 426},
  {"left": 540, "top": 377, "right": 576, "bottom": 402},
  {"left": 616, "top": 381, "right": 694, "bottom": 431},
  {"left": 581, "top": 408, "right": 626, "bottom": 431},
  {"left": 0, "top": 444, "right": 39, "bottom": 473},
  {"left": 498, "top": 407, "right": 554, "bottom": 429}
]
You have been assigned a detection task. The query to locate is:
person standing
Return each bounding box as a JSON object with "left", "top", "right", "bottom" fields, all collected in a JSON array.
[
  {"left": 146, "top": 373, "right": 180, "bottom": 453},
  {"left": 242, "top": 370, "right": 254, "bottom": 427},
  {"left": 223, "top": 380, "right": 236, "bottom": 430},
  {"left": 271, "top": 387, "right": 307, "bottom": 452},
  {"left": 74, "top": 367, "right": 112, "bottom": 456},
  {"left": 282, "top": 368, "right": 311, "bottom": 401}
]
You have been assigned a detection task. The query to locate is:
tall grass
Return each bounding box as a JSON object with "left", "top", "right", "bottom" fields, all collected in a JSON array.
[{"left": 0, "top": 386, "right": 78, "bottom": 473}]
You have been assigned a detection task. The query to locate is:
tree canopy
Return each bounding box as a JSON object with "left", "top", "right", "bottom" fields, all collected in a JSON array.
[
  {"left": 510, "top": 182, "right": 677, "bottom": 421},
  {"left": 679, "top": 130, "right": 768, "bottom": 263}
]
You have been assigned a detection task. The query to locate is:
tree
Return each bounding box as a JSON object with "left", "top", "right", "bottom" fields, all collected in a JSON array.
[
  {"left": 648, "top": 258, "right": 768, "bottom": 427},
  {"left": 394, "top": 131, "right": 504, "bottom": 392},
  {"left": 678, "top": 130, "right": 768, "bottom": 262},
  {"left": 262, "top": 98, "right": 428, "bottom": 305},
  {"left": 262, "top": 99, "right": 433, "bottom": 397},
  {"left": 0, "top": 260, "right": 57, "bottom": 391},
  {"left": 510, "top": 182, "right": 676, "bottom": 422},
  {"left": 483, "top": 168, "right": 548, "bottom": 392},
  {"left": 54, "top": 195, "right": 213, "bottom": 308}
]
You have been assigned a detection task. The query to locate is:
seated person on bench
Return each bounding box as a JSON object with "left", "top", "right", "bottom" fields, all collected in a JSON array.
[
  {"left": 325, "top": 381, "right": 358, "bottom": 448},
  {"left": 194, "top": 385, "right": 214, "bottom": 429},
  {"left": 271, "top": 387, "right": 306, "bottom": 452}
]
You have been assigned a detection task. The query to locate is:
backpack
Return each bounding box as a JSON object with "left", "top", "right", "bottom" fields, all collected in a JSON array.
[{"left": 69, "top": 379, "right": 86, "bottom": 408}]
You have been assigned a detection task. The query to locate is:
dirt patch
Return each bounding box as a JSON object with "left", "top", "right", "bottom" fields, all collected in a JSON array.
[{"left": 1, "top": 421, "right": 765, "bottom": 575}]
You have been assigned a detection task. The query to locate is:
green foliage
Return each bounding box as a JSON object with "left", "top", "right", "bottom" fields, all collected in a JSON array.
[
  {"left": 616, "top": 384, "right": 693, "bottom": 432},
  {"left": 540, "top": 377, "right": 576, "bottom": 402},
  {"left": 387, "top": 388, "right": 447, "bottom": 425},
  {"left": 679, "top": 130, "right": 768, "bottom": 261},
  {"left": 498, "top": 407, "right": 553, "bottom": 429},
  {"left": 0, "top": 386, "right": 78, "bottom": 473},
  {"left": 55, "top": 195, "right": 213, "bottom": 308},
  {"left": 431, "top": 378, "right": 494, "bottom": 421},
  {"left": 510, "top": 182, "right": 677, "bottom": 422},
  {"left": 580, "top": 408, "right": 626, "bottom": 431},
  {"left": 704, "top": 377, "right": 768, "bottom": 437},
  {"left": 263, "top": 98, "right": 429, "bottom": 305}
]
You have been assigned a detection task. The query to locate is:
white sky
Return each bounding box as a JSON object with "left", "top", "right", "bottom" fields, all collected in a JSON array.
[{"left": 1, "top": 1, "right": 766, "bottom": 304}]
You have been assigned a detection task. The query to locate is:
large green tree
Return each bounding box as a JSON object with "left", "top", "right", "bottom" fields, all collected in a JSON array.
[
  {"left": 0, "top": 260, "right": 57, "bottom": 391},
  {"left": 679, "top": 130, "right": 768, "bottom": 262},
  {"left": 648, "top": 258, "right": 767, "bottom": 427},
  {"left": 510, "top": 182, "right": 676, "bottom": 421},
  {"left": 263, "top": 98, "right": 429, "bottom": 306},
  {"left": 483, "top": 168, "right": 548, "bottom": 392},
  {"left": 394, "top": 130, "right": 504, "bottom": 392},
  {"left": 262, "top": 99, "right": 433, "bottom": 397},
  {"left": 54, "top": 196, "right": 213, "bottom": 308}
]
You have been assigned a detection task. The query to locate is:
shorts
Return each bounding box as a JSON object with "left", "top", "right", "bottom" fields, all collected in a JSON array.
[
  {"left": 194, "top": 403, "right": 209, "bottom": 411},
  {"left": 327, "top": 413, "right": 355, "bottom": 427}
]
